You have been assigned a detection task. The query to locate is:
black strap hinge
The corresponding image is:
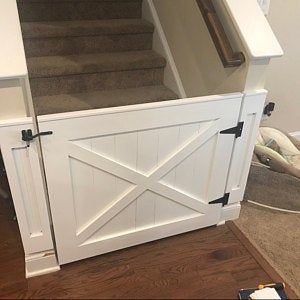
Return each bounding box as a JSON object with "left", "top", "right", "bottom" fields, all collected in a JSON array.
[
  {"left": 209, "top": 193, "right": 230, "bottom": 207},
  {"left": 220, "top": 122, "right": 244, "bottom": 138},
  {"left": 22, "top": 129, "right": 53, "bottom": 143}
]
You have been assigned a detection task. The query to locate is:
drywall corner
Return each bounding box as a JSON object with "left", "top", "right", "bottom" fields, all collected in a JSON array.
[{"left": 0, "top": 79, "right": 28, "bottom": 121}]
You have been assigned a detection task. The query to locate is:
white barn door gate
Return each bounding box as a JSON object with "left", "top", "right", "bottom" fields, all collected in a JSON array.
[{"left": 38, "top": 94, "right": 243, "bottom": 265}]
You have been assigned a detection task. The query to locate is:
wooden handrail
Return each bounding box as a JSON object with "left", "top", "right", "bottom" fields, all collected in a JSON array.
[{"left": 196, "top": 0, "right": 245, "bottom": 68}]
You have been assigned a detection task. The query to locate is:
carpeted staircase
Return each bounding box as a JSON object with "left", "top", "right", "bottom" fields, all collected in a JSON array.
[{"left": 17, "top": 0, "right": 178, "bottom": 115}]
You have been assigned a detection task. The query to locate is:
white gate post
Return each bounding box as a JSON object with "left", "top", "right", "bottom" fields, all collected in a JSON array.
[
  {"left": 0, "top": 118, "right": 59, "bottom": 278},
  {"left": 220, "top": 90, "right": 267, "bottom": 224}
]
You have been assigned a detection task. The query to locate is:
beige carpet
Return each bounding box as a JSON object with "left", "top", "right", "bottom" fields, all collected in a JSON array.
[
  {"left": 245, "top": 165, "right": 300, "bottom": 211},
  {"left": 235, "top": 201, "right": 300, "bottom": 297}
]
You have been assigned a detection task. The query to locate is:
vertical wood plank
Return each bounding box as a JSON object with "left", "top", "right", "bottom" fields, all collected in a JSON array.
[
  {"left": 136, "top": 129, "right": 159, "bottom": 175},
  {"left": 92, "top": 135, "right": 115, "bottom": 160},
  {"left": 207, "top": 134, "right": 235, "bottom": 201},
  {"left": 155, "top": 195, "right": 199, "bottom": 225},
  {"left": 90, "top": 202, "right": 137, "bottom": 240},
  {"left": 174, "top": 123, "right": 201, "bottom": 196},
  {"left": 193, "top": 135, "right": 218, "bottom": 202},
  {"left": 70, "top": 140, "right": 94, "bottom": 230},
  {"left": 158, "top": 125, "right": 180, "bottom": 188},
  {"left": 136, "top": 129, "right": 159, "bottom": 229},
  {"left": 92, "top": 136, "right": 118, "bottom": 218},
  {"left": 155, "top": 125, "right": 181, "bottom": 226},
  {"left": 114, "top": 132, "right": 137, "bottom": 231},
  {"left": 115, "top": 132, "right": 138, "bottom": 172},
  {"left": 136, "top": 191, "right": 156, "bottom": 229}
]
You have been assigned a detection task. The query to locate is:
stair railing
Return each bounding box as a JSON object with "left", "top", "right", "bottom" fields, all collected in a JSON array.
[{"left": 196, "top": 0, "right": 245, "bottom": 68}]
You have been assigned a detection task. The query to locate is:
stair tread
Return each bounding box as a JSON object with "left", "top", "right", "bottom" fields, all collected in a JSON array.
[
  {"left": 33, "top": 85, "right": 179, "bottom": 115},
  {"left": 21, "top": 19, "right": 154, "bottom": 39},
  {"left": 17, "top": 0, "right": 142, "bottom": 22},
  {"left": 28, "top": 50, "right": 166, "bottom": 78},
  {"left": 17, "top": 0, "right": 140, "bottom": 2}
]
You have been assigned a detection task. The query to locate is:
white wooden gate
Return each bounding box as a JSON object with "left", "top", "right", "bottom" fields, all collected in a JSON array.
[{"left": 38, "top": 94, "right": 242, "bottom": 264}]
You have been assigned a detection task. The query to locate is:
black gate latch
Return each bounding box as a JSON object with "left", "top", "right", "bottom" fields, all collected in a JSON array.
[{"left": 21, "top": 129, "right": 53, "bottom": 144}]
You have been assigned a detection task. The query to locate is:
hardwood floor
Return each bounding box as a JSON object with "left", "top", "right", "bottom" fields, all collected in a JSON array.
[{"left": 0, "top": 183, "right": 297, "bottom": 299}]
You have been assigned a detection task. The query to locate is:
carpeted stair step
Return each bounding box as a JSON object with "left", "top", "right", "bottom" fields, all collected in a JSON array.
[
  {"left": 33, "top": 85, "right": 179, "bottom": 115},
  {"left": 21, "top": 19, "right": 154, "bottom": 57},
  {"left": 28, "top": 50, "right": 165, "bottom": 77},
  {"left": 17, "top": 0, "right": 142, "bottom": 22},
  {"left": 21, "top": 19, "right": 154, "bottom": 39},
  {"left": 28, "top": 50, "right": 167, "bottom": 97}
]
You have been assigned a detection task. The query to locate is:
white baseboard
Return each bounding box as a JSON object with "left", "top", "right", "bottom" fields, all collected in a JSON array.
[
  {"left": 290, "top": 131, "right": 300, "bottom": 141},
  {"left": 25, "top": 251, "right": 60, "bottom": 278},
  {"left": 219, "top": 203, "right": 241, "bottom": 225}
]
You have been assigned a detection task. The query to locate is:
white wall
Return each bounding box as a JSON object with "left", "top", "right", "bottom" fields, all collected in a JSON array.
[
  {"left": 153, "top": 0, "right": 249, "bottom": 98},
  {"left": 0, "top": 0, "right": 28, "bottom": 121},
  {"left": 265, "top": 0, "right": 300, "bottom": 133},
  {"left": 152, "top": 0, "right": 282, "bottom": 98},
  {"left": 0, "top": 79, "right": 28, "bottom": 120}
]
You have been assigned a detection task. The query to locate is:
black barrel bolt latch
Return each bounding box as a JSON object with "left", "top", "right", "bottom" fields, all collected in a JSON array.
[{"left": 21, "top": 129, "right": 53, "bottom": 147}]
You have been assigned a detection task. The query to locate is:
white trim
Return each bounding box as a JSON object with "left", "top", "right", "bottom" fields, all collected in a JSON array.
[
  {"left": 142, "top": 0, "right": 186, "bottom": 98},
  {"left": 222, "top": 0, "right": 283, "bottom": 59},
  {"left": 219, "top": 203, "right": 241, "bottom": 224},
  {"left": 20, "top": 75, "right": 36, "bottom": 119},
  {"left": 0, "top": 117, "right": 32, "bottom": 128},
  {"left": 25, "top": 251, "right": 60, "bottom": 278},
  {"left": 0, "top": 0, "right": 28, "bottom": 79}
]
